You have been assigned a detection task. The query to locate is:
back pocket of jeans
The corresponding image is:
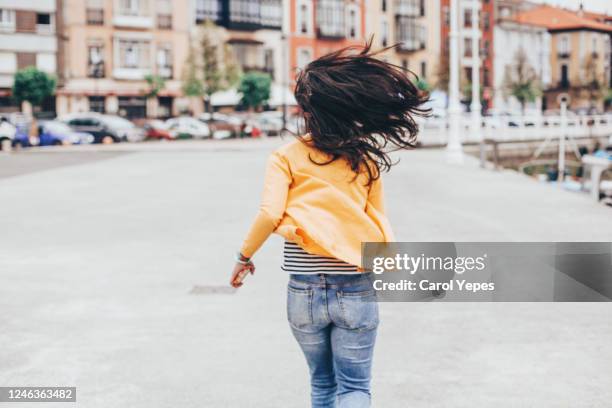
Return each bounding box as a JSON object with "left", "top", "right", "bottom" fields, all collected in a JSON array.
[
  {"left": 337, "top": 291, "right": 379, "bottom": 331},
  {"left": 287, "top": 286, "right": 313, "bottom": 330}
]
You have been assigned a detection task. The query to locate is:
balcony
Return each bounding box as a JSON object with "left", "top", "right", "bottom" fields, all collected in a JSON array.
[
  {"left": 228, "top": 0, "right": 262, "bottom": 30},
  {"left": 86, "top": 8, "right": 104, "bottom": 25},
  {"left": 395, "top": 16, "right": 426, "bottom": 52},
  {"left": 113, "top": 1, "right": 153, "bottom": 29},
  {"left": 316, "top": 0, "right": 345, "bottom": 39},
  {"left": 395, "top": 0, "right": 420, "bottom": 17},
  {"left": 195, "top": 0, "right": 222, "bottom": 23},
  {"left": 260, "top": 0, "right": 282, "bottom": 28},
  {"left": 557, "top": 51, "right": 570, "bottom": 59}
]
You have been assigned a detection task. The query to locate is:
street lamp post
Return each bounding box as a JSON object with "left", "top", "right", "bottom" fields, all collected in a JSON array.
[
  {"left": 469, "top": 0, "right": 483, "bottom": 167},
  {"left": 447, "top": 0, "right": 464, "bottom": 163},
  {"left": 281, "top": 33, "right": 288, "bottom": 133}
]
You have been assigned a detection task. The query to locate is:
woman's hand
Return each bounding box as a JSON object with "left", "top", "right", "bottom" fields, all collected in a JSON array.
[{"left": 230, "top": 261, "right": 255, "bottom": 288}]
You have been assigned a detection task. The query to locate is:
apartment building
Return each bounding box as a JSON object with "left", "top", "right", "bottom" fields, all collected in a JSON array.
[
  {"left": 56, "top": 0, "right": 190, "bottom": 118},
  {"left": 0, "top": 0, "right": 57, "bottom": 112},
  {"left": 365, "top": 0, "right": 440, "bottom": 86},
  {"left": 193, "top": 0, "right": 283, "bottom": 86},
  {"left": 513, "top": 5, "right": 612, "bottom": 110},
  {"left": 493, "top": 13, "right": 551, "bottom": 112},
  {"left": 288, "top": 0, "right": 365, "bottom": 82}
]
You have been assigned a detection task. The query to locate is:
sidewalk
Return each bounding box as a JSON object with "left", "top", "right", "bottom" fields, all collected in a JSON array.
[{"left": 0, "top": 140, "right": 610, "bottom": 407}]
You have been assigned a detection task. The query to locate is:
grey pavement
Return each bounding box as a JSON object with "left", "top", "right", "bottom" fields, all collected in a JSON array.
[{"left": 0, "top": 139, "right": 611, "bottom": 408}]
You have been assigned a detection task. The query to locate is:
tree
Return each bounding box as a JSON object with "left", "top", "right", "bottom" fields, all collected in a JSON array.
[
  {"left": 416, "top": 78, "right": 431, "bottom": 93},
  {"left": 181, "top": 20, "right": 241, "bottom": 113},
  {"left": 238, "top": 72, "right": 271, "bottom": 111},
  {"left": 502, "top": 48, "right": 541, "bottom": 113},
  {"left": 12, "top": 67, "right": 56, "bottom": 108},
  {"left": 182, "top": 46, "right": 204, "bottom": 98},
  {"left": 144, "top": 74, "right": 166, "bottom": 98}
]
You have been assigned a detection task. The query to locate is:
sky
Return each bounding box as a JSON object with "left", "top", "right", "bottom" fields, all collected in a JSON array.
[{"left": 531, "top": 0, "right": 610, "bottom": 14}]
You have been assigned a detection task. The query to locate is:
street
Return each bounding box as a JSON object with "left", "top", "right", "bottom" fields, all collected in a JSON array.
[{"left": 1, "top": 139, "right": 611, "bottom": 408}]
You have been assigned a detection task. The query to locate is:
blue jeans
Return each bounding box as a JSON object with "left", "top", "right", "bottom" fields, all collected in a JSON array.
[{"left": 287, "top": 273, "right": 379, "bottom": 408}]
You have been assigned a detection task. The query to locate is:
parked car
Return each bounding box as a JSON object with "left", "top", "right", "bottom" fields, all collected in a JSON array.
[
  {"left": 199, "top": 112, "right": 241, "bottom": 138},
  {"left": 0, "top": 116, "right": 16, "bottom": 150},
  {"left": 256, "top": 111, "right": 284, "bottom": 136},
  {"left": 62, "top": 113, "right": 144, "bottom": 143},
  {"left": 39, "top": 120, "right": 94, "bottom": 146},
  {"left": 165, "top": 117, "right": 211, "bottom": 139},
  {"left": 144, "top": 120, "right": 174, "bottom": 141}
]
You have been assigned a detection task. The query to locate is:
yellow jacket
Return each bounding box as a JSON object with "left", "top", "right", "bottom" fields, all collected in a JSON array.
[{"left": 240, "top": 138, "right": 394, "bottom": 268}]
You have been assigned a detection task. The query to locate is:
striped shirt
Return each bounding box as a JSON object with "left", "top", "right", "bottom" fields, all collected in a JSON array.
[{"left": 281, "top": 241, "right": 360, "bottom": 274}]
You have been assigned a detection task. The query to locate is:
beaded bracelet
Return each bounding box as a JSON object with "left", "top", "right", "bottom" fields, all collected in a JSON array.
[{"left": 235, "top": 252, "right": 251, "bottom": 265}]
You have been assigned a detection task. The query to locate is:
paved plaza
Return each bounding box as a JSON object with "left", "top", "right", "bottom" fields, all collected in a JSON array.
[{"left": 0, "top": 138, "right": 611, "bottom": 407}]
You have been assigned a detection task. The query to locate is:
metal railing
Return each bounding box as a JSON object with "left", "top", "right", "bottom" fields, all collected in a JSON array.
[{"left": 416, "top": 113, "right": 612, "bottom": 146}]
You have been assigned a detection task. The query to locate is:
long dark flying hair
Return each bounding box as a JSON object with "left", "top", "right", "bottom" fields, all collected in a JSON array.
[{"left": 294, "top": 39, "right": 431, "bottom": 185}]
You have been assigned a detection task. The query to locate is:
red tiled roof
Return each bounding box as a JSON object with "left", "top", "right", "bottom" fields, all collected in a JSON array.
[{"left": 512, "top": 5, "right": 612, "bottom": 32}]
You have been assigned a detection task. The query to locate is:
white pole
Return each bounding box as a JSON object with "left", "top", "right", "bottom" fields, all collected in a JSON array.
[
  {"left": 470, "top": 0, "right": 483, "bottom": 167},
  {"left": 558, "top": 100, "right": 567, "bottom": 184},
  {"left": 447, "top": 0, "right": 464, "bottom": 163}
]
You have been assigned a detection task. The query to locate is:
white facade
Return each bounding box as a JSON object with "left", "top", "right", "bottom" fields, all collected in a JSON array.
[
  {"left": 0, "top": 1, "right": 57, "bottom": 91},
  {"left": 493, "top": 20, "right": 551, "bottom": 112}
]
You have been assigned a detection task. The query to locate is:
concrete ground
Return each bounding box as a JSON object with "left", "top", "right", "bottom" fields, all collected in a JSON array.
[{"left": 0, "top": 139, "right": 611, "bottom": 408}]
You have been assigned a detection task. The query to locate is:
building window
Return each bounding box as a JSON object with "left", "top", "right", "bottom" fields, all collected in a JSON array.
[
  {"left": 483, "top": 67, "right": 490, "bottom": 87},
  {"left": 36, "top": 13, "right": 51, "bottom": 25},
  {"left": 264, "top": 49, "right": 274, "bottom": 77},
  {"left": 464, "top": 38, "right": 472, "bottom": 58},
  {"left": 195, "top": 0, "right": 222, "bottom": 23},
  {"left": 86, "top": 0, "right": 104, "bottom": 24},
  {"left": 89, "top": 96, "right": 105, "bottom": 113},
  {"left": 317, "top": 0, "right": 344, "bottom": 38},
  {"left": 381, "top": 20, "right": 388, "bottom": 47},
  {"left": 396, "top": 16, "right": 425, "bottom": 51},
  {"left": 483, "top": 11, "right": 489, "bottom": 31},
  {"left": 261, "top": 0, "right": 282, "bottom": 28},
  {"left": 560, "top": 64, "right": 569, "bottom": 88},
  {"left": 558, "top": 34, "right": 570, "bottom": 57},
  {"left": 463, "top": 9, "right": 472, "bottom": 28},
  {"left": 34, "top": 12, "right": 53, "bottom": 34},
  {"left": 443, "top": 6, "right": 449, "bottom": 26},
  {"left": 88, "top": 42, "right": 105, "bottom": 77},
  {"left": 0, "top": 9, "right": 15, "bottom": 32},
  {"left": 396, "top": 0, "right": 420, "bottom": 17},
  {"left": 382, "top": 0, "right": 387, "bottom": 12},
  {"left": 118, "top": 0, "right": 145, "bottom": 16},
  {"left": 483, "top": 40, "right": 489, "bottom": 57},
  {"left": 420, "top": 61, "right": 426, "bottom": 78},
  {"left": 401, "top": 59, "right": 408, "bottom": 71},
  {"left": 156, "top": 45, "right": 172, "bottom": 78},
  {"left": 157, "top": 0, "right": 172, "bottom": 28},
  {"left": 346, "top": 4, "right": 359, "bottom": 39},
  {"left": 118, "top": 39, "right": 151, "bottom": 69},
  {"left": 297, "top": 0, "right": 312, "bottom": 35},
  {"left": 419, "top": 0, "right": 425, "bottom": 17},
  {"left": 118, "top": 96, "right": 147, "bottom": 119},
  {"left": 297, "top": 47, "right": 312, "bottom": 69},
  {"left": 229, "top": 0, "right": 261, "bottom": 25}
]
